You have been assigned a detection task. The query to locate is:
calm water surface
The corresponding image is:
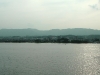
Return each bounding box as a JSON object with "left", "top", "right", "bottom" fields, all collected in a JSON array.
[{"left": 0, "top": 43, "right": 100, "bottom": 75}]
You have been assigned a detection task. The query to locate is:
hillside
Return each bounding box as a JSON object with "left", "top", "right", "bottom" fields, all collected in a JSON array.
[{"left": 0, "top": 28, "right": 100, "bottom": 36}]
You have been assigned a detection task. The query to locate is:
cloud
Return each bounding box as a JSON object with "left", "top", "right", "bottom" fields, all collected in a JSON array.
[
  {"left": 89, "top": 4, "right": 98, "bottom": 10},
  {"left": 89, "top": 0, "right": 100, "bottom": 10}
]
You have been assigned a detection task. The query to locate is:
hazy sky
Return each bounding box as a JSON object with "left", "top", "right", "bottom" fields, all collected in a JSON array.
[{"left": 0, "top": 0, "right": 100, "bottom": 30}]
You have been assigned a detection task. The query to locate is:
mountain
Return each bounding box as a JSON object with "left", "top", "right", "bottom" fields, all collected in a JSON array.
[{"left": 0, "top": 28, "right": 100, "bottom": 36}]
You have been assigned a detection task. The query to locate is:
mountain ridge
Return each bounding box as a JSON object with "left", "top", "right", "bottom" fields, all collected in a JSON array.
[{"left": 0, "top": 28, "right": 100, "bottom": 36}]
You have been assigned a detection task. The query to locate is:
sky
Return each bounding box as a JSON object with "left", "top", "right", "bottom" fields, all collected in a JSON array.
[{"left": 0, "top": 0, "right": 100, "bottom": 30}]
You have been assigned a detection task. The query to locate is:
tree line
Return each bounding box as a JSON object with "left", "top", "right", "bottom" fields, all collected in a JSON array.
[{"left": 0, "top": 36, "right": 100, "bottom": 43}]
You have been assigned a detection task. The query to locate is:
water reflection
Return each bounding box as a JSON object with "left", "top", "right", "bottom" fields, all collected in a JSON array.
[
  {"left": 0, "top": 43, "right": 100, "bottom": 75},
  {"left": 81, "top": 44, "right": 100, "bottom": 75}
]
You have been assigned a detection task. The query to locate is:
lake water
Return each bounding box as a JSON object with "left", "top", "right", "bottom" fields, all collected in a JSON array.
[{"left": 0, "top": 43, "right": 100, "bottom": 75}]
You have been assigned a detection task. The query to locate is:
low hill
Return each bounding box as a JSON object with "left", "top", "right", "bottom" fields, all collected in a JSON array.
[{"left": 0, "top": 28, "right": 100, "bottom": 36}]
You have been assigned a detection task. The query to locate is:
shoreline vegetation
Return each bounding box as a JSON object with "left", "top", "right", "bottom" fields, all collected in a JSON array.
[{"left": 0, "top": 35, "right": 100, "bottom": 43}]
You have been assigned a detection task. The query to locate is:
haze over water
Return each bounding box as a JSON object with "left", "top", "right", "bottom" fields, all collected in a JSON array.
[{"left": 0, "top": 43, "right": 100, "bottom": 75}]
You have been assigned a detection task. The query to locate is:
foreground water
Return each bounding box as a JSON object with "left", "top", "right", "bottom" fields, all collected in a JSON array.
[{"left": 0, "top": 43, "right": 100, "bottom": 75}]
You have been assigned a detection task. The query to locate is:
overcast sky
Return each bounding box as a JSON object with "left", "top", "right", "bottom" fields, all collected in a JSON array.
[{"left": 0, "top": 0, "right": 100, "bottom": 30}]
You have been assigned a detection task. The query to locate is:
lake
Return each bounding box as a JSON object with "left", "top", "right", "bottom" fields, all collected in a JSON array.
[{"left": 0, "top": 43, "right": 100, "bottom": 75}]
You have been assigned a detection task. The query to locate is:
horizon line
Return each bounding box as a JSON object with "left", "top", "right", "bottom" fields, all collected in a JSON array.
[{"left": 0, "top": 28, "right": 100, "bottom": 30}]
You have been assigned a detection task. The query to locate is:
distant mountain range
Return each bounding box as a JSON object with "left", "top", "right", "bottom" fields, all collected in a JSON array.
[{"left": 0, "top": 28, "right": 100, "bottom": 36}]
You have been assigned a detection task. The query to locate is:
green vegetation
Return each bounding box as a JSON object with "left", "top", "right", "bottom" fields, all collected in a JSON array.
[{"left": 0, "top": 35, "right": 100, "bottom": 43}]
